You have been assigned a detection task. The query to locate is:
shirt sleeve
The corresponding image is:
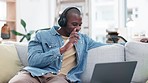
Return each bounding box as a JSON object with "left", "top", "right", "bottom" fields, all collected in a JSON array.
[
  {"left": 84, "top": 34, "right": 108, "bottom": 50},
  {"left": 28, "top": 32, "right": 62, "bottom": 68}
]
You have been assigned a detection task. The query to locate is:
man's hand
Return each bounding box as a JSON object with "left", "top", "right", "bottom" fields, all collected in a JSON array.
[
  {"left": 60, "top": 28, "right": 79, "bottom": 54},
  {"left": 69, "top": 28, "right": 79, "bottom": 44}
]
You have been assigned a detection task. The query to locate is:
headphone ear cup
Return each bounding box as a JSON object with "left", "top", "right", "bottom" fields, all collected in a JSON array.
[{"left": 58, "top": 17, "right": 67, "bottom": 27}]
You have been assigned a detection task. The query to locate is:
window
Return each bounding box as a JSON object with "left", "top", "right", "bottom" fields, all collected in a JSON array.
[
  {"left": 90, "top": 0, "right": 119, "bottom": 43},
  {"left": 0, "top": 1, "right": 6, "bottom": 35}
]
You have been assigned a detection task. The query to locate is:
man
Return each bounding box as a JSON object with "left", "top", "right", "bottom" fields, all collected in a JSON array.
[{"left": 9, "top": 7, "right": 106, "bottom": 83}]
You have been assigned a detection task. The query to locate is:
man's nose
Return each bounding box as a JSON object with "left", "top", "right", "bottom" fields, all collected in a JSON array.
[{"left": 76, "top": 26, "right": 81, "bottom": 32}]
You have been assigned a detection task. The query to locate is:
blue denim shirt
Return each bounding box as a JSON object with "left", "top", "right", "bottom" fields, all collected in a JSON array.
[{"left": 24, "top": 26, "right": 106, "bottom": 83}]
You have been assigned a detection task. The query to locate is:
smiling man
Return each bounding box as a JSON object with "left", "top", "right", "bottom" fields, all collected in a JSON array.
[{"left": 9, "top": 7, "right": 106, "bottom": 83}]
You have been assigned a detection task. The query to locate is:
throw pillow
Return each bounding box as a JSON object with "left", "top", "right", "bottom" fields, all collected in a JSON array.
[
  {"left": 1, "top": 42, "right": 28, "bottom": 66},
  {"left": 14, "top": 43, "right": 28, "bottom": 66},
  {"left": 0, "top": 44, "right": 23, "bottom": 83}
]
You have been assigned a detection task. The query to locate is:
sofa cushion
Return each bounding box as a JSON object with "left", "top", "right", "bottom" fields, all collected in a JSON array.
[
  {"left": 14, "top": 43, "right": 28, "bottom": 66},
  {"left": 1, "top": 42, "right": 28, "bottom": 66},
  {"left": 125, "top": 42, "right": 148, "bottom": 83},
  {"left": 0, "top": 44, "right": 23, "bottom": 83},
  {"left": 81, "top": 44, "right": 125, "bottom": 83}
]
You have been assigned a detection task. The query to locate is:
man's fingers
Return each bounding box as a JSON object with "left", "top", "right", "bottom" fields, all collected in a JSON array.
[
  {"left": 74, "top": 34, "right": 79, "bottom": 39},
  {"left": 70, "top": 34, "right": 79, "bottom": 39},
  {"left": 69, "top": 28, "right": 80, "bottom": 44},
  {"left": 71, "top": 28, "right": 77, "bottom": 33}
]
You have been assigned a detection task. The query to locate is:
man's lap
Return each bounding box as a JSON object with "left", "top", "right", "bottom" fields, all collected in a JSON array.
[{"left": 9, "top": 70, "right": 69, "bottom": 83}]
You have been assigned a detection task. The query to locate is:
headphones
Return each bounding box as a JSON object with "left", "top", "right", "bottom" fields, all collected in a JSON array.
[{"left": 58, "top": 7, "right": 81, "bottom": 27}]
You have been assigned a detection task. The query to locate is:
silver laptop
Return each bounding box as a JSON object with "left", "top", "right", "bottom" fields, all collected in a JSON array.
[{"left": 90, "top": 61, "right": 137, "bottom": 83}]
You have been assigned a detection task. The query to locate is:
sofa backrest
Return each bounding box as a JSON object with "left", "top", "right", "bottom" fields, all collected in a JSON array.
[
  {"left": 81, "top": 44, "right": 125, "bottom": 83},
  {"left": 125, "top": 42, "right": 148, "bottom": 83}
]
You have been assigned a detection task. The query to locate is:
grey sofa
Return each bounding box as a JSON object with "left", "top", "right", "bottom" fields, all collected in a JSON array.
[{"left": 0, "top": 41, "right": 148, "bottom": 83}]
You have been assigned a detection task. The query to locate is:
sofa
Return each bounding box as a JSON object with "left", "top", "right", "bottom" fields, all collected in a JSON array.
[{"left": 0, "top": 41, "right": 148, "bottom": 83}]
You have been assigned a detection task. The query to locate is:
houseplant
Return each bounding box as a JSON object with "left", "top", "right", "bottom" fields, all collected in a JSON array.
[{"left": 11, "top": 19, "right": 35, "bottom": 42}]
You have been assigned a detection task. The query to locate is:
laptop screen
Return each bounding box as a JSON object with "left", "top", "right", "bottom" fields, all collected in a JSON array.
[{"left": 90, "top": 61, "right": 137, "bottom": 83}]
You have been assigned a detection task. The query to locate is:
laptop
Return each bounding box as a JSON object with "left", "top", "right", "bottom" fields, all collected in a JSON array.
[{"left": 90, "top": 61, "right": 137, "bottom": 83}]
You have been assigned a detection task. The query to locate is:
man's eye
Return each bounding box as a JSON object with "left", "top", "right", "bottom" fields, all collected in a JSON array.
[{"left": 72, "top": 23, "right": 78, "bottom": 26}]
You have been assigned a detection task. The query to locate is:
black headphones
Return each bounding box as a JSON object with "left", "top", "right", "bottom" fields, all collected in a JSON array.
[{"left": 58, "top": 7, "right": 81, "bottom": 27}]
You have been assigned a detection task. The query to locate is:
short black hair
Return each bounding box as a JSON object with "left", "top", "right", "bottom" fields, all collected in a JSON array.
[{"left": 66, "top": 8, "right": 81, "bottom": 18}]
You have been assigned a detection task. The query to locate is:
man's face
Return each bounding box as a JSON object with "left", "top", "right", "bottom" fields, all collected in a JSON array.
[{"left": 65, "top": 13, "right": 82, "bottom": 36}]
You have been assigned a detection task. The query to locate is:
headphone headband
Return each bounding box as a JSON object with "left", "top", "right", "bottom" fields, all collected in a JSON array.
[{"left": 61, "top": 7, "right": 80, "bottom": 18}]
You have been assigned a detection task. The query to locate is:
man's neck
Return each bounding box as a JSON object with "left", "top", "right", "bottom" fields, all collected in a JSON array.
[{"left": 57, "top": 28, "right": 69, "bottom": 37}]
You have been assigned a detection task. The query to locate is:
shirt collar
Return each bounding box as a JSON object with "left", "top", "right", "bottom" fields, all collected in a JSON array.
[{"left": 50, "top": 26, "right": 61, "bottom": 36}]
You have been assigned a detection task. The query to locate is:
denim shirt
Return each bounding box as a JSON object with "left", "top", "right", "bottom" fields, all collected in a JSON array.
[{"left": 24, "top": 26, "right": 106, "bottom": 83}]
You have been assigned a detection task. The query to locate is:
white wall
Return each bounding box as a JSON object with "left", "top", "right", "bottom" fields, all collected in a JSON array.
[
  {"left": 18, "top": 0, "right": 56, "bottom": 33},
  {"left": 16, "top": 0, "right": 56, "bottom": 41},
  {"left": 137, "top": 0, "right": 148, "bottom": 36},
  {"left": 126, "top": 0, "right": 148, "bottom": 41}
]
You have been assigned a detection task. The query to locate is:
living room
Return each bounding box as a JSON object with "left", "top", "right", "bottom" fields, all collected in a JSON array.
[{"left": 0, "top": 0, "right": 148, "bottom": 83}]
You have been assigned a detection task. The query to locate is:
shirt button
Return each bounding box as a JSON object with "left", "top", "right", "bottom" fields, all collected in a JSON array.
[
  {"left": 61, "top": 60, "right": 63, "bottom": 62},
  {"left": 41, "top": 73, "right": 44, "bottom": 75},
  {"left": 57, "top": 56, "right": 59, "bottom": 59},
  {"left": 49, "top": 46, "right": 52, "bottom": 48},
  {"left": 58, "top": 70, "right": 61, "bottom": 72},
  {"left": 61, "top": 41, "right": 64, "bottom": 44}
]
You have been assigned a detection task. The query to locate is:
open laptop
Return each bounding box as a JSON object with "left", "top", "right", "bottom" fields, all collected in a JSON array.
[{"left": 90, "top": 61, "right": 137, "bottom": 83}]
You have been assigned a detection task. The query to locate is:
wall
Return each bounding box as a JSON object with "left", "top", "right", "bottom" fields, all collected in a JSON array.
[
  {"left": 137, "top": 0, "right": 148, "bottom": 36},
  {"left": 126, "top": 0, "right": 148, "bottom": 41},
  {"left": 16, "top": 0, "right": 56, "bottom": 41}
]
